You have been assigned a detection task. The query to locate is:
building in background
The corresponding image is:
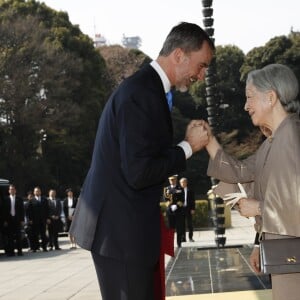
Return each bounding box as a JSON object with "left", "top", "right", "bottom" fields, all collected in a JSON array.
[
  {"left": 94, "top": 33, "right": 107, "bottom": 48},
  {"left": 121, "top": 34, "right": 142, "bottom": 49}
]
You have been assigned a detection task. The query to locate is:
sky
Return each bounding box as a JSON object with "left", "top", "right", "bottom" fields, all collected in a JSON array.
[{"left": 40, "top": 0, "right": 299, "bottom": 59}]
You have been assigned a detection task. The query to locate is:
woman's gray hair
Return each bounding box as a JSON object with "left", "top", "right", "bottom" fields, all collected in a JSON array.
[{"left": 246, "top": 64, "right": 300, "bottom": 114}]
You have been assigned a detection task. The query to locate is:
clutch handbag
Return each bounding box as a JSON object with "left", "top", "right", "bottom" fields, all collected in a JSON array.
[{"left": 260, "top": 237, "right": 300, "bottom": 274}]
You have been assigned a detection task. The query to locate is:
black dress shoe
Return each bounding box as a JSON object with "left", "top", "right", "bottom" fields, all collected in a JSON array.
[
  {"left": 43, "top": 248, "right": 48, "bottom": 252},
  {"left": 55, "top": 247, "right": 62, "bottom": 250},
  {"left": 189, "top": 239, "right": 195, "bottom": 242},
  {"left": 17, "top": 251, "right": 23, "bottom": 256}
]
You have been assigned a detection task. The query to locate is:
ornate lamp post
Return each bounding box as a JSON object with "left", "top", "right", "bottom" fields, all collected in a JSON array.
[
  {"left": 202, "top": 0, "right": 218, "bottom": 135},
  {"left": 202, "top": 0, "right": 226, "bottom": 247}
]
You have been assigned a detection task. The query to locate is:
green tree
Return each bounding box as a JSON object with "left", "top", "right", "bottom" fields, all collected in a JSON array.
[
  {"left": 0, "top": 0, "right": 108, "bottom": 195},
  {"left": 190, "top": 45, "right": 250, "bottom": 134},
  {"left": 214, "top": 45, "right": 252, "bottom": 133},
  {"left": 283, "top": 31, "right": 300, "bottom": 80},
  {"left": 240, "top": 32, "right": 300, "bottom": 80}
]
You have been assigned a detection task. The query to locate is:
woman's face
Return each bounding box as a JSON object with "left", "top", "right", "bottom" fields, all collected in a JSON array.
[{"left": 244, "top": 83, "right": 272, "bottom": 126}]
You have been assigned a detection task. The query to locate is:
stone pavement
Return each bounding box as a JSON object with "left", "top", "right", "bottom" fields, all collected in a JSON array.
[
  {"left": 0, "top": 211, "right": 271, "bottom": 300},
  {"left": 0, "top": 240, "right": 99, "bottom": 300}
]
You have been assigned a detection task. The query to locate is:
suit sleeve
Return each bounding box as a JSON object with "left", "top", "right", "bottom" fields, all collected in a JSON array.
[
  {"left": 190, "top": 190, "right": 195, "bottom": 210},
  {"left": 63, "top": 199, "right": 68, "bottom": 218},
  {"left": 2, "top": 197, "right": 10, "bottom": 222},
  {"left": 19, "top": 197, "right": 25, "bottom": 222},
  {"left": 117, "top": 93, "right": 186, "bottom": 190},
  {"left": 57, "top": 200, "right": 62, "bottom": 217}
]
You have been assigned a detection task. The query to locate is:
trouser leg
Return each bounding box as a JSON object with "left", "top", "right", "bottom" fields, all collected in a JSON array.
[
  {"left": 91, "top": 252, "right": 155, "bottom": 300},
  {"left": 186, "top": 213, "right": 193, "bottom": 240}
]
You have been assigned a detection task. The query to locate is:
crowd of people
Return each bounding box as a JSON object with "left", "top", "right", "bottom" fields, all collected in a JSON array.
[{"left": 0, "top": 184, "right": 78, "bottom": 257}]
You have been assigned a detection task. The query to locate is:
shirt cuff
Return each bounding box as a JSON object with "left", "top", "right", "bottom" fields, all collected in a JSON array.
[{"left": 177, "top": 141, "right": 193, "bottom": 159}]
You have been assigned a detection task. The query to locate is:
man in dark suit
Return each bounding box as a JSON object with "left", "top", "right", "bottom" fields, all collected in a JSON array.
[
  {"left": 179, "top": 177, "right": 196, "bottom": 242},
  {"left": 2, "top": 184, "right": 25, "bottom": 256},
  {"left": 70, "top": 22, "right": 214, "bottom": 300},
  {"left": 47, "top": 189, "right": 62, "bottom": 250},
  {"left": 0, "top": 191, "right": 4, "bottom": 250},
  {"left": 24, "top": 191, "right": 36, "bottom": 251},
  {"left": 26, "top": 186, "right": 49, "bottom": 252},
  {"left": 63, "top": 188, "right": 78, "bottom": 249}
]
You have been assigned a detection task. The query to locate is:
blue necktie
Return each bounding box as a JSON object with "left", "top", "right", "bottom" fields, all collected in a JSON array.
[{"left": 166, "top": 91, "right": 173, "bottom": 111}]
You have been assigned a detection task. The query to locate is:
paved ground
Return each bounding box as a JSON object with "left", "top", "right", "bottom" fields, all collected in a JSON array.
[{"left": 0, "top": 211, "right": 272, "bottom": 300}]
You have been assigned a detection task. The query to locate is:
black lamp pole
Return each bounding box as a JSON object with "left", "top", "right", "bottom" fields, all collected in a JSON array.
[
  {"left": 202, "top": 0, "right": 218, "bottom": 140},
  {"left": 202, "top": 0, "right": 226, "bottom": 247}
]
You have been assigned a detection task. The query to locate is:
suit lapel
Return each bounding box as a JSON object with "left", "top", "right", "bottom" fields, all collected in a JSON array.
[{"left": 146, "top": 65, "right": 173, "bottom": 135}]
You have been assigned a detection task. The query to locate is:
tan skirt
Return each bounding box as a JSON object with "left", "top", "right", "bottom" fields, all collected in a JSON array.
[{"left": 264, "top": 233, "right": 300, "bottom": 300}]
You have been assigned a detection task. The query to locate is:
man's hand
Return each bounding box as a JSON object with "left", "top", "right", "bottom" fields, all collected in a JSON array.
[{"left": 185, "top": 120, "right": 209, "bottom": 153}]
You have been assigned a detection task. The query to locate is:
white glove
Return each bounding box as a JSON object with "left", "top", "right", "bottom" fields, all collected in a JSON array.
[
  {"left": 223, "top": 183, "right": 247, "bottom": 208},
  {"left": 170, "top": 204, "right": 177, "bottom": 212}
]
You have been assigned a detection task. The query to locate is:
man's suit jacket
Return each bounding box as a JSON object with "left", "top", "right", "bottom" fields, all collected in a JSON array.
[
  {"left": 183, "top": 188, "right": 195, "bottom": 212},
  {"left": 48, "top": 198, "right": 62, "bottom": 219},
  {"left": 0, "top": 197, "right": 3, "bottom": 229},
  {"left": 25, "top": 198, "right": 40, "bottom": 224},
  {"left": 2, "top": 195, "right": 24, "bottom": 224},
  {"left": 63, "top": 197, "right": 77, "bottom": 218},
  {"left": 26, "top": 197, "right": 49, "bottom": 224},
  {"left": 70, "top": 64, "right": 186, "bottom": 267},
  {"left": 38, "top": 196, "right": 49, "bottom": 223}
]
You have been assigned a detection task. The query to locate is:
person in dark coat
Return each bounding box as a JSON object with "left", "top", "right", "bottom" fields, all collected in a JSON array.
[
  {"left": 24, "top": 191, "right": 35, "bottom": 251},
  {"left": 2, "top": 184, "right": 25, "bottom": 256},
  {"left": 70, "top": 22, "right": 214, "bottom": 300},
  {"left": 179, "top": 177, "right": 196, "bottom": 242},
  {"left": 47, "top": 189, "right": 62, "bottom": 250},
  {"left": 26, "top": 187, "right": 50, "bottom": 252},
  {"left": 0, "top": 190, "right": 4, "bottom": 250},
  {"left": 63, "top": 188, "right": 78, "bottom": 249}
]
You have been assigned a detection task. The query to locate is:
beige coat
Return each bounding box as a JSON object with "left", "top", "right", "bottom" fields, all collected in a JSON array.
[
  {"left": 208, "top": 114, "right": 300, "bottom": 300},
  {"left": 208, "top": 113, "right": 300, "bottom": 237}
]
